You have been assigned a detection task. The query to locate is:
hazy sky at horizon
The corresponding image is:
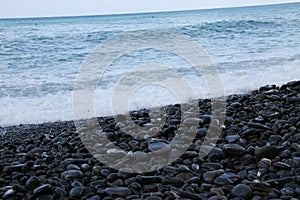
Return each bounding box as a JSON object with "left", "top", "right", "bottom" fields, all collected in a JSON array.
[{"left": 0, "top": 0, "right": 299, "bottom": 18}]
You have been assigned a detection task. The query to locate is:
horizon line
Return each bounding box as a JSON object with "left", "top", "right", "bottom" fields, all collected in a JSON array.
[{"left": 0, "top": 1, "right": 299, "bottom": 20}]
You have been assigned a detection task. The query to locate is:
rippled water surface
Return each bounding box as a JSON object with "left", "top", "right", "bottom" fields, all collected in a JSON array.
[{"left": 0, "top": 3, "right": 300, "bottom": 126}]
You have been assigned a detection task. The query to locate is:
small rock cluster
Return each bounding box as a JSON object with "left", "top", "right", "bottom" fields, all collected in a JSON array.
[{"left": 0, "top": 80, "right": 299, "bottom": 200}]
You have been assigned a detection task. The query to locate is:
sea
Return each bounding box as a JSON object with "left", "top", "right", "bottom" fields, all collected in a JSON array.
[{"left": 0, "top": 2, "right": 300, "bottom": 127}]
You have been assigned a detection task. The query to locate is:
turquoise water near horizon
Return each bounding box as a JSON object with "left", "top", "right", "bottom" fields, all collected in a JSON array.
[{"left": 0, "top": 2, "right": 300, "bottom": 126}]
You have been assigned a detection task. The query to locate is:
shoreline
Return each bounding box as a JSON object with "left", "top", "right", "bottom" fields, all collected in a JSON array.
[
  {"left": 1, "top": 80, "right": 298, "bottom": 131},
  {"left": 0, "top": 80, "right": 299, "bottom": 199}
]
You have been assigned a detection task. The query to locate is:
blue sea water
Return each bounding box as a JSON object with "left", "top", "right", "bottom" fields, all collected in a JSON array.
[{"left": 0, "top": 3, "right": 300, "bottom": 126}]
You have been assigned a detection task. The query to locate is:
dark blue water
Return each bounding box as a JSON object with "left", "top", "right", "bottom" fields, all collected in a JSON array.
[{"left": 0, "top": 3, "right": 300, "bottom": 126}]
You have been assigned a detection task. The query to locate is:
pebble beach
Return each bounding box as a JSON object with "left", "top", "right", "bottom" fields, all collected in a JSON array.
[{"left": 0, "top": 80, "right": 299, "bottom": 200}]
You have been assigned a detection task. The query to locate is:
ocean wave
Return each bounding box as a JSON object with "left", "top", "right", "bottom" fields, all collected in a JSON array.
[{"left": 179, "top": 19, "right": 281, "bottom": 35}]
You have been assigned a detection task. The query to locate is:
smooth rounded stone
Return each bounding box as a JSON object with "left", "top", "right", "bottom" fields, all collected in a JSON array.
[
  {"left": 106, "top": 149, "right": 127, "bottom": 158},
  {"left": 12, "top": 185, "right": 26, "bottom": 194},
  {"left": 282, "top": 132, "right": 293, "bottom": 142},
  {"left": 203, "top": 169, "right": 225, "bottom": 183},
  {"left": 178, "top": 190, "right": 201, "bottom": 200},
  {"left": 104, "top": 187, "right": 131, "bottom": 197},
  {"left": 72, "top": 181, "right": 83, "bottom": 187},
  {"left": 257, "top": 158, "right": 272, "bottom": 168},
  {"left": 293, "top": 176, "right": 300, "bottom": 184},
  {"left": 280, "top": 150, "right": 291, "bottom": 159},
  {"left": 132, "top": 162, "right": 152, "bottom": 173},
  {"left": 28, "top": 147, "right": 43, "bottom": 155},
  {"left": 192, "top": 164, "right": 200, "bottom": 171},
  {"left": 286, "top": 97, "right": 300, "bottom": 103},
  {"left": 67, "top": 164, "right": 81, "bottom": 170},
  {"left": 118, "top": 168, "right": 133, "bottom": 179},
  {"left": 208, "top": 196, "right": 227, "bottom": 200},
  {"left": 273, "top": 162, "right": 291, "bottom": 170},
  {"left": 84, "top": 186, "right": 96, "bottom": 196},
  {"left": 198, "top": 146, "right": 224, "bottom": 158},
  {"left": 1, "top": 186, "right": 13, "bottom": 192},
  {"left": 288, "top": 117, "right": 298, "bottom": 125},
  {"left": 1, "top": 149, "right": 14, "bottom": 158},
  {"left": 260, "top": 84, "right": 276, "bottom": 91},
  {"left": 161, "top": 177, "right": 184, "bottom": 187},
  {"left": 247, "top": 122, "right": 271, "bottom": 130},
  {"left": 165, "top": 106, "right": 179, "bottom": 115},
  {"left": 25, "top": 176, "right": 40, "bottom": 190},
  {"left": 126, "top": 195, "right": 141, "bottom": 200},
  {"left": 294, "top": 133, "right": 300, "bottom": 140},
  {"left": 282, "top": 141, "right": 291, "bottom": 147},
  {"left": 90, "top": 180, "right": 106, "bottom": 188},
  {"left": 183, "top": 118, "right": 203, "bottom": 125},
  {"left": 179, "top": 165, "right": 190, "bottom": 172},
  {"left": 143, "top": 185, "right": 160, "bottom": 194},
  {"left": 262, "top": 110, "right": 279, "bottom": 118},
  {"left": 225, "top": 135, "right": 240, "bottom": 143},
  {"left": 201, "top": 183, "right": 214, "bottom": 191},
  {"left": 53, "top": 186, "right": 68, "bottom": 197},
  {"left": 87, "top": 195, "right": 101, "bottom": 200},
  {"left": 255, "top": 146, "right": 279, "bottom": 159},
  {"left": 201, "top": 162, "right": 223, "bottom": 170},
  {"left": 230, "top": 102, "right": 242, "bottom": 108},
  {"left": 3, "top": 188, "right": 15, "bottom": 198},
  {"left": 36, "top": 194, "right": 54, "bottom": 200},
  {"left": 124, "top": 177, "right": 136, "bottom": 185},
  {"left": 132, "top": 151, "right": 148, "bottom": 161},
  {"left": 197, "top": 128, "right": 208, "bottom": 136},
  {"left": 254, "top": 116, "right": 265, "bottom": 123},
  {"left": 182, "top": 150, "right": 199, "bottom": 158},
  {"left": 280, "top": 187, "right": 295, "bottom": 196},
  {"left": 275, "top": 177, "right": 294, "bottom": 186},
  {"left": 163, "top": 166, "right": 179, "bottom": 173},
  {"left": 107, "top": 173, "right": 119, "bottom": 182},
  {"left": 109, "top": 179, "right": 123, "bottom": 187},
  {"left": 14, "top": 184, "right": 28, "bottom": 195},
  {"left": 269, "top": 135, "right": 282, "bottom": 143},
  {"left": 136, "top": 176, "right": 161, "bottom": 184},
  {"left": 3, "top": 164, "right": 26, "bottom": 173},
  {"left": 295, "top": 188, "right": 300, "bottom": 195},
  {"left": 175, "top": 173, "right": 193, "bottom": 181},
  {"left": 211, "top": 188, "right": 224, "bottom": 196},
  {"left": 81, "top": 163, "right": 90, "bottom": 171},
  {"left": 16, "top": 145, "right": 26, "bottom": 153},
  {"left": 231, "top": 184, "right": 252, "bottom": 199},
  {"left": 33, "top": 184, "right": 52, "bottom": 195},
  {"left": 168, "top": 118, "right": 181, "bottom": 125},
  {"left": 142, "top": 192, "right": 163, "bottom": 199},
  {"left": 238, "top": 171, "right": 248, "bottom": 179},
  {"left": 60, "top": 160, "right": 72, "bottom": 168},
  {"left": 186, "top": 176, "right": 201, "bottom": 184},
  {"left": 62, "top": 170, "right": 83, "bottom": 180},
  {"left": 222, "top": 144, "right": 245, "bottom": 155},
  {"left": 291, "top": 143, "right": 300, "bottom": 151},
  {"left": 268, "top": 191, "right": 278, "bottom": 199},
  {"left": 214, "top": 173, "right": 240, "bottom": 185},
  {"left": 161, "top": 125, "right": 177, "bottom": 136},
  {"left": 267, "top": 94, "right": 280, "bottom": 100},
  {"left": 148, "top": 142, "right": 169, "bottom": 152},
  {"left": 130, "top": 182, "right": 141, "bottom": 190},
  {"left": 144, "top": 197, "right": 162, "bottom": 200},
  {"left": 69, "top": 186, "right": 85, "bottom": 198},
  {"left": 249, "top": 182, "right": 272, "bottom": 193},
  {"left": 99, "top": 168, "right": 109, "bottom": 176}
]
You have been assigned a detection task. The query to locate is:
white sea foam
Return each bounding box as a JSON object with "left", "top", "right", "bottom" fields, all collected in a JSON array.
[{"left": 1, "top": 60, "right": 299, "bottom": 127}]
